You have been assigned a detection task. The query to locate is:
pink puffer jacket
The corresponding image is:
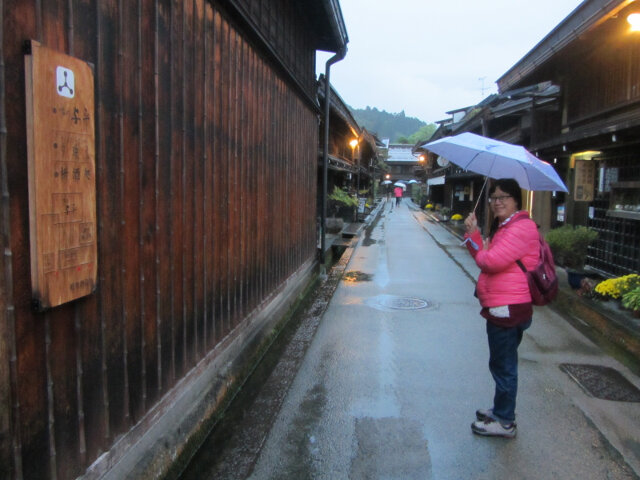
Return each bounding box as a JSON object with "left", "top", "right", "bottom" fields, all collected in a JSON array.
[{"left": 464, "top": 211, "right": 539, "bottom": 307}]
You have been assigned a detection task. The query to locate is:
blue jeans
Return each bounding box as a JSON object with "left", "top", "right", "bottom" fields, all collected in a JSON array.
[{"left": 486, "top": 319, "right": 532, "bottom": 425}]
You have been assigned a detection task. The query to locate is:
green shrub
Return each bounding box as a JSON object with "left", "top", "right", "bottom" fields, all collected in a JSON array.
[
  {"left": 622, "top": 287, "right": 640, "bottom": 312},
  {"left": 545, "top": 225, "right": 598, "bottom": 270},
  {"left": 328, "top": 186, "right": 357, "bottom": 207}
]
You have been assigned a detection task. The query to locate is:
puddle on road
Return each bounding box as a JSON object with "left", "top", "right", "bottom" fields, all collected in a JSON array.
[
  {"left": 343, "top": 271, "right": 374, "bottom": 283},
  {"left": 362, "top": 213, "right": 384, "bottom": 246}
]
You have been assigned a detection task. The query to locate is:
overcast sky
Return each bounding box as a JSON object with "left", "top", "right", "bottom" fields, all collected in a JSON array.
[{"left": 317, "top": 0, "right": 583, "bottom": 124}]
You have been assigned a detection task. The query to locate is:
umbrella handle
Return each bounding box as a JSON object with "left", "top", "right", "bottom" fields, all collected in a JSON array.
[{"left": 473, "top": 177, "right": 489, "bottom": 214}]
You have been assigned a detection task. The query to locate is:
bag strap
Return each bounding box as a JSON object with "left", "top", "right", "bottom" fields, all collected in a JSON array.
[{"left": 509, "top": 215, "right": 540, "bottom": 274}]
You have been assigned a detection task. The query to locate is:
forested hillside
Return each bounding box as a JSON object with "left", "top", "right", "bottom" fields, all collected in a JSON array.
[{"left": 350, "top": 106, "right": 435, "bottom": 144}]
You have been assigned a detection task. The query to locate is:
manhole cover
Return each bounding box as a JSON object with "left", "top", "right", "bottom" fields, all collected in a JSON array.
[
  {"left": 364, "top": 295, "right": 435, "bottom": 312},
  {"left": 560, "top": 363, "right": 640, "bottom": 402},
  {"left": 379, "top": 296, "right": 431, "bottom": 310}
]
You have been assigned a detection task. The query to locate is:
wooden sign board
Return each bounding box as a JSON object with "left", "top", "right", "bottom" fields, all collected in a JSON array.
[
  {"left": 25, "top": 41, "right": 97, "bottom": 310},
  {"left": 574, "top": 159, "right": 596, "bottom": 202}
]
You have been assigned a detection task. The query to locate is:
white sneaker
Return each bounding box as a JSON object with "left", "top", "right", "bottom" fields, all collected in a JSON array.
[
  {"left": 471, "top": 418, "right": 516, "bottom": 438},
  {"left": 475, "top": 408, "right": 492, "bottom": 421},
  {"left": 476, "top": 408, "right": 517, "bottom": 425}
]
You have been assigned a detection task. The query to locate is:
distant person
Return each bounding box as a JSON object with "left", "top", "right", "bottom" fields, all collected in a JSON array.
[
  {"left": 463, "top": 178, "right": 539, "bottom": 439},
  {"left": 394, "top": 186, "right": 403, "bottom": 206}
]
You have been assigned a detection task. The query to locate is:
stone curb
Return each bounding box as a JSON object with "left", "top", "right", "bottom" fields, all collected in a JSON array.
[{"left": 551, "top": 280, "right": 640, "bottom": 370}]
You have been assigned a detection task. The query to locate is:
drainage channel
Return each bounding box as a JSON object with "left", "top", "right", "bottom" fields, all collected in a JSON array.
[{"left": 560, "top": 363, "right": 640, "bottom": 402}]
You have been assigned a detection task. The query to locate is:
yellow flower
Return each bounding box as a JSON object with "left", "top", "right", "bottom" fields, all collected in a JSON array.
[
  {"left": 594, "top": 274, "right": 640, "bottom": 299},
  {"left": 595, "top": 279, "right": 620, "bottom": 299}
]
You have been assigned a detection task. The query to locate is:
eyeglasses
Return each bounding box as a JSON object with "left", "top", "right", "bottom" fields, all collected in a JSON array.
[{"left": 488, "top": 195, "right": 512, "bottom": 204}]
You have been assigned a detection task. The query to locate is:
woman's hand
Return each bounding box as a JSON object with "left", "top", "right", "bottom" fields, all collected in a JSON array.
[{"left": 464, "top": 212, "right": 478, "bottom": 234}]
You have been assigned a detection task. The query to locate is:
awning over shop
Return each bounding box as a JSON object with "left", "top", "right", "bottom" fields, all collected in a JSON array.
[{"left": 326, "top": 154, "right": 356, "bottom": 173}]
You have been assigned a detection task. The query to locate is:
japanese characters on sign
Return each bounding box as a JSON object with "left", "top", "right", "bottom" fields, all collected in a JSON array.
[
  {"left": 25, "top": 41, "right": 97, "bottom": 310},
  {"left": 574, "top": 159, "right": 595, "bottom": 202}
]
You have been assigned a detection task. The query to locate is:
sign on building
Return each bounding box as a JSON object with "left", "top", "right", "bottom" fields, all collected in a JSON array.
[
  {"left": 574, "top": 159, "right": 595, "bottom": 202},
  {"left": 25, "top": 41, "right": 97, "bottom": 310}
]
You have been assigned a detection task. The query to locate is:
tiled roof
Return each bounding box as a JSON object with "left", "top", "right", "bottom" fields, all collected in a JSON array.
[{"left": 386, "top": 145, "right": 418, "bottom": 163}]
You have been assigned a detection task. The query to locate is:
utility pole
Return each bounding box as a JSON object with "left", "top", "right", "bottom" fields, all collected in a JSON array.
[{"left": 479, "top": 76, "right": 487, "bottom": 97}]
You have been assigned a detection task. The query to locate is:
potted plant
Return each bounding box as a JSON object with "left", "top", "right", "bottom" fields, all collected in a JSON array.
[
  {"left": 439, "top": 206, "right": 451, "bottom": 221},
  {"left": 327, "top": 186, "right": 358, "bottom": 229},
  {"left": 545, "top": 225, "right": 598, "bottom": 288}
]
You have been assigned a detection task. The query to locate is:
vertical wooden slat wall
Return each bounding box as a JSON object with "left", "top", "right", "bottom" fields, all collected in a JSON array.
[
  {"left": 0, "top": 0, "right": 320, "bottom": 478},
  {"left": 565, "top": 34, "right": 640, "bottom": 124}
]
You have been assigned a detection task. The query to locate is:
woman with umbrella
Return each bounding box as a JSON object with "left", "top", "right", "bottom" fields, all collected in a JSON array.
[
  {"left": 462, "top": 178, "right": 540, "bottom": 438},
  {"left": 393, "top": 183, "right": 404, "bottom": 207}
]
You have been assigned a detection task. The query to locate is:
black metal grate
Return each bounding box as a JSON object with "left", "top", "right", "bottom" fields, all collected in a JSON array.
[
  {"left": 560, "top": 363, "right": 640, "bottom": 402},
  {"left": 587, "top": 155, "right": 640, "bottom": 277}
]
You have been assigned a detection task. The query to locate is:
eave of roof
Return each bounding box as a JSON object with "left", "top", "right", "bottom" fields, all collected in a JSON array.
[
  {"left": 300, "top": 0, "right": 349, "bottom": 52},
  {"left": 317, "top": 75, "right": 359, "bottom": 130},
  {"left": 497, "top": 0, "right": 628, "bottom": 92},
  {"left": 386, "top": 145, "right": 420, "bottom": 163}
]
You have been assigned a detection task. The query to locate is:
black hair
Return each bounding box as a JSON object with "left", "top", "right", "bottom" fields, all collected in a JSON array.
[
  {"left": 488, "top": 178, "right": 522, "bottom": 238},
  {"left": 488, "top": 178, "right": 522, "bottom": 209}
]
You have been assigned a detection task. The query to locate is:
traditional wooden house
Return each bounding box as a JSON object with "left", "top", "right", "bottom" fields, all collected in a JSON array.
[
  {"left": 317, "top": 75, "right": 379, "bottom": 232},
  {"left": 417, "top": 85, "right": 560, "bottom": 230},
  {"left": 0, "top": 1, "right": 347, "bottom": 479},
  {"left": 385, "top": 144, "right": 423, "bottom": 184},
  {"left": 496, "top": 0, "right": 640, "bottom": 277},
  {"left": 418, "top": 0, "right": 640, "bottom": 277},
  {"left": 317, "top": 76, "right": 378, "bottom": 195}
]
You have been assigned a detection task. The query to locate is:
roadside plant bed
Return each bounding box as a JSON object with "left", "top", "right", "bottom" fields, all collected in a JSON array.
[
  {"left": 581, "top": 273, "right": 640, "bottom": 318},
  {"left": 551, "top": 271, "right": 640, "bottom": 371}
]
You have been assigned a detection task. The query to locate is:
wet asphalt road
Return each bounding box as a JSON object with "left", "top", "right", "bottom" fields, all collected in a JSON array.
[{"left": 182, "top": 199, "right": 640, "bottom": 479}]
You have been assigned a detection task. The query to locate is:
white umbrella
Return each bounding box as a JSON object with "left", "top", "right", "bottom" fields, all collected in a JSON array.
[
  {"left": 422, "top": 132, "right": 568, "bottom": 192},
  {"left": 381, "top": 180, "right": 392, "bottom": 185},
  {"left": 407, "top": 179, "right": 419, "bottom": 184},
  {"left": 394, "top": 181, "right": 406, "bottom": 190}
]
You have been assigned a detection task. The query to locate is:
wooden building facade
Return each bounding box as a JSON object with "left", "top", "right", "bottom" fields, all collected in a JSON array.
[
  {"left": 317, "top": 75, "right": 379, "bottom": 228},
  {"left": 497, "top": 0, "right": 640, "bottom": 277},
  {"left": 418, "top": 0, "right": 640, "bottom": 278},
  {"left": 0, "top": 1, "right": 347, "bottom": 479},
  {"left": 317, "top": 76, "right": 378, "bottom": 196}
]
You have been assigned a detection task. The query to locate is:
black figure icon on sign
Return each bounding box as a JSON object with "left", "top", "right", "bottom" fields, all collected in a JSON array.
[{"left": 56, "top": 66, "right": 75, "bottom": 99}]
